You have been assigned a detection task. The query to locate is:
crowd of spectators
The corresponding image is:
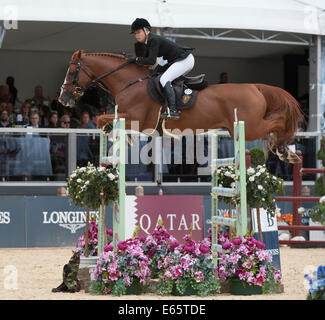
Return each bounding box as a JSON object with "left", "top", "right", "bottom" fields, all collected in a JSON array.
[{"left": 0, "top": 76, "right": 112, "bottom": 130}]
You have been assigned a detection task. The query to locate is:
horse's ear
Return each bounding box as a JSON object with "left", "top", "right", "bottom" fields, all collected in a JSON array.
[{"left": 77, "top": 50, "right": 83, "bottom": 59}]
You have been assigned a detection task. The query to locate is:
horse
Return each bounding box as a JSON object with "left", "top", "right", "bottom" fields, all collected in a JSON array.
[{"left": 59, "top": 49, "right": 304, "bottom": 163}]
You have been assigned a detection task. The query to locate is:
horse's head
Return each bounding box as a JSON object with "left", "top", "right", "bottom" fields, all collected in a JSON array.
[{"left": 59, "top": 50, "right": 91, "bottom": 107}]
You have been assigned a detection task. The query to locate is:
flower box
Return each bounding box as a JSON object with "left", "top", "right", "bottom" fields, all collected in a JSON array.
[{"left": 229, "top": 278, "right": 262, "bottom": 295}]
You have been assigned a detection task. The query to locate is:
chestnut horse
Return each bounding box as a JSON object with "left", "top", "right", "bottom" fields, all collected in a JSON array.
[{"left": 59, "top": 50, "right": 304, "bottom": 163}]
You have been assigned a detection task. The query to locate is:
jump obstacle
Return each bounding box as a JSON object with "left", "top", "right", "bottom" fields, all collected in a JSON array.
[
  {"left": 98, "top": 115, "right": 126, "bottom": 254},
  {"left": 211, "top": 110, "right": 247, "bottom": 265},
  {"left": 97, "top": 109, "right": 248, "bottom": 258}
]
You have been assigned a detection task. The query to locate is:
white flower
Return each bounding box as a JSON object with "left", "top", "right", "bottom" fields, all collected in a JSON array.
[
  {"left": 319, "top": 196, "right": 325, "bottom": 204},
  {"left": 77, "top": 178, "right": 82, "bottom": 183},
  {"left": 108, "top": 173, "right": 115, "bottom": 181},
  {"left": 247, "top": 168, "right": 255, "bottom": 175},
  {"left": 85, "top": 180, "right": 89, "bottom": 185},
  {"left": 298, "top": 207, "right": 306, "bottom": 214},
  {"left": 258, "top": 185, "right": 263, "bottom": 190},
  {"left": 260, "top": 168, "right": 266, "bottom": 173},
  {"left": 98, "top": 167, "right": 105, "bottom": 172},
  {"left": 231, "top": 182, "right": 235, "bottom": 188},
  {"left": 249, "top": 176, "right": 255, "bottom": 182},
  {"left": 70, "top": 173, "right": 76, "bottom": 178},
  {"left": 256, "top": 172, "right": 261, "bottom": 176},
  {"left": 225, "top": 171, "right": 231, "bottom": 177}
]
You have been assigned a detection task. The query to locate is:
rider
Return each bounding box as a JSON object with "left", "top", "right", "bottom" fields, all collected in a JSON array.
[{"left": 129, "top": 18, "right": 195, "bottom": 120}]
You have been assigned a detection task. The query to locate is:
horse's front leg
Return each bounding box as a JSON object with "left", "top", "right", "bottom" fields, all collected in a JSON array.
[{"left": 97, "top": 113, "right": 128, "bottom": 134}]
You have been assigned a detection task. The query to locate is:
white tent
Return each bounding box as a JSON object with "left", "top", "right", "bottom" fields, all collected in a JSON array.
[{"left": 1, "top": 0, "right": 325, "bottom": 35}]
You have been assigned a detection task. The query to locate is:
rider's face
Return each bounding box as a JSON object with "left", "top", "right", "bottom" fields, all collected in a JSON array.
[{"left": 134, "top": 29, "right": 147, "bottom": 43}]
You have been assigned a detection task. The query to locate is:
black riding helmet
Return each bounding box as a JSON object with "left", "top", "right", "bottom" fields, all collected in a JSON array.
[{"left": 130, "top": 18, "right": 151, "bottom": 34}]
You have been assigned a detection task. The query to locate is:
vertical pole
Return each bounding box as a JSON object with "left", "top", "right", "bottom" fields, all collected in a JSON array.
[
  {"left": 234, "top": 121, "right": 247, "bottom": 237},
  {"left": 98, "top": 130, "right": 107, "bottom": 256},
  {"left": 113, "top": 118, "right": 126, "bottom": 249},
  {"left": 118, "top": 118, "right": 126, "bottom": 243},
  {"left": 211, "top": 130, "right": 218, "bottom": 266},
  {"left": 292, "top": 152, "right": 303, "bottom": 237}
]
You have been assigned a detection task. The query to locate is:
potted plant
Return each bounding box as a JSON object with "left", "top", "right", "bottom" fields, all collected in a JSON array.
[
  {"left": 155, "top": 233, "right": 220, "bottom": 297},
  {"left": 217, "top": 233, "right": 282, "bottom": 295},
  {"left": 67, "top": 162, "right": 119, "bottom": 258},
  {"left": 90, "top": 237, "right": 152, "bottom": 296},
  {"left": 216, "top": 164, "right": 284, "bottom": 241}
]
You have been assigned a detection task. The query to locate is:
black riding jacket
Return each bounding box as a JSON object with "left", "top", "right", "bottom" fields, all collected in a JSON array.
[{"left": 135, "top": 33, "right": 193, "bottom": 66}]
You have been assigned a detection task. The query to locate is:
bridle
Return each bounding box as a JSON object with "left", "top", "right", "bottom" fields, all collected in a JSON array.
[{"left": 61, "top": 58, "right": 133, "bottom": 98}]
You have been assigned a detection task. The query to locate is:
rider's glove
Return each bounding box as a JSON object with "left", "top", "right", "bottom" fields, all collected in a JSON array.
[{"left": 128, "top": 56, "right": 137, "bottom": 63}]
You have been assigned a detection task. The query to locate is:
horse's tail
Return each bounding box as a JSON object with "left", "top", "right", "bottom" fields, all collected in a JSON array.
[{"left": 255, "top": 83, "right": 305, "bottom": 149}]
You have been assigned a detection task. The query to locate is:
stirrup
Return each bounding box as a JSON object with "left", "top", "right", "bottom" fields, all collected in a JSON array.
[{"left": 161, "top": 107, "right": 170, "bottom": 119}]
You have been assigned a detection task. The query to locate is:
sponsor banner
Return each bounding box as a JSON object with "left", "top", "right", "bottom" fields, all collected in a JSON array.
[
  {"left": 252, "top": 208, "right": 281, "bottom": 271},
  {"left": 0, "top": 196, "right": 26, "bottom": 247},
  {"left": 132, "top": 195, "right": 204, "bottom": 243},
  {"left": 25, "top": 196, "right": 113, "bottom": 247}
]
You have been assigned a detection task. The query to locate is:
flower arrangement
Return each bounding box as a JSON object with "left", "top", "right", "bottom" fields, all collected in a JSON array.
[
  {"left": 216, "top": 163, "right": 284, "bottom": 241},
  {"left": 277, "top": 213, "right": 293, "bottom": 225},
  {"left": 67, "top": 162, "right": 119, "bottom": 210},
  {"left": 75, "top": 216, "right": 113, "bottom": 256},
  {"left": 89, "top": 225, "right": 220, "bottom": 297},
  {"left": 217, "top": 233, "right": 282, "bottom": 294},
  {"left": 90, "top": 237, "right": 152, "bottom": 296},
  {"left": 305, "top": 265, "right": 325, "bottom": 300},
  {"left": 155, "top": 233, "right": 220, "bottom": 296}
]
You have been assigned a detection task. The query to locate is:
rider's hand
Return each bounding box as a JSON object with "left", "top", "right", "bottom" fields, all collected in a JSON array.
[{"left": 127, "top": 56, "right": 137, "bottom": 63}]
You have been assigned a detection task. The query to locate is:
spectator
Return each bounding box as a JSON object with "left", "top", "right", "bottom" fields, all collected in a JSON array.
[
  {"left": 219, "top": 72, "right": 229, "bottom": 84},
  {"left": 84, "top": 111, "right": 101, "bottom": 129},
  {"left": 48, "top": 111, "right": 59, "bottom": 128},
  {"left": 6, "top": 76, "right": 18, "bottom": 106},
  {"left": 0, "top": 110, "right": 11, "bottom": 127},
  {"left": 0, "top": 101, "right": 8, "bottom": 113},
  {"left": 31, "top": 85, "right": 49, "bottom": 108},
  {"left": 59, "top": 115, "right": 71, "bottom": 128},
  {"left": 0, "top": 84, "right": 13, "bottom": 103},
  {"left": 17, "top": 100, "right": 32, "bottom": 126},
  {"left": 39, "top": 105, "right": 49, "bottom": 127},
  {"left": 79, "top": 111, "right": 91, "bottom": 128},
  {"left": 63, "top": 107, "right": 79, "bottom": 128},
  {"left": 26, "top": 112, "right": 42, "bottom": 128}
]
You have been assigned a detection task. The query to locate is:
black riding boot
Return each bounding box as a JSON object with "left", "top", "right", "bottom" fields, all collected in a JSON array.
[{"left": 162, "top": 81, "right": 179, "bottom": 120}]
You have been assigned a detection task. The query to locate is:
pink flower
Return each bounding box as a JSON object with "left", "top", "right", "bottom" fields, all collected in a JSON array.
[
  {"left": 106, "top": 229, "right": 113, "bottom": 237},
  {"left": 232, "top": 237, "right": 242, "bottom": 246},
  {"left": 255, "top": 240, "right": 266, "bottom": 249},
  {"left": 199, "top": 244, "right": 210, "bottom": 254},
  {"left": 222, "top": 241, "right": 232, "bottom": 250},
  {"left": 123, "top": 274, "right": 131, "bottom": 286},
  {"left": 104, "top": 243, "right": 113, "bottom": 252},
  {"left": 169, "top": 240, "right": 179, "bottom": 251},
  {"left": 117, "top": 241, "right": 128, "bottom": 252}
]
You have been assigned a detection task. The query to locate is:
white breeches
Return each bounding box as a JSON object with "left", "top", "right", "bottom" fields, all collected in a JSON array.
[{"left": 160, "top": 54, "right": 195, "bottom": 88}]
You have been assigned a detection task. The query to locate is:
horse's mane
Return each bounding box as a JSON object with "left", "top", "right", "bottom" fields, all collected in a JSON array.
[{"left": 74, "top": 50, "right": 127, "bottom": 60}]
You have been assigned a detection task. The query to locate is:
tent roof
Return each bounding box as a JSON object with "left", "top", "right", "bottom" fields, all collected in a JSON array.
[{"left": 1, "top": 0, "right": 325, "bottom": 35}]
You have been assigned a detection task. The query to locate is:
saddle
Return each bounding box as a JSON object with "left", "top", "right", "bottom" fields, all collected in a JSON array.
[{"left": 147, "top": 73, "right": 208, "bottom": 111}]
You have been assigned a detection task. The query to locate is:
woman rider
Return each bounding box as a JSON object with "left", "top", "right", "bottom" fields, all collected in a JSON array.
[{"left": 129, "top": 18, "right": 195, "bottom": 120}]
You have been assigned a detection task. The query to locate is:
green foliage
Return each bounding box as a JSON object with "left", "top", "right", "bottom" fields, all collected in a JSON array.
[
  {"left": 67, "top": 163, "right": 119, "bottom": 210},
  {"left": 249, "top": 147, "right": 266, "bottom": 167},
  {"left": 317, "top": 137, "right": 325, "bottom": 167},
  {"left": 309, "top": 203, "right": 325, "bottom": 225},
  {"left": 314, "top": 176, "right": 325, "bottom": 197}
]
